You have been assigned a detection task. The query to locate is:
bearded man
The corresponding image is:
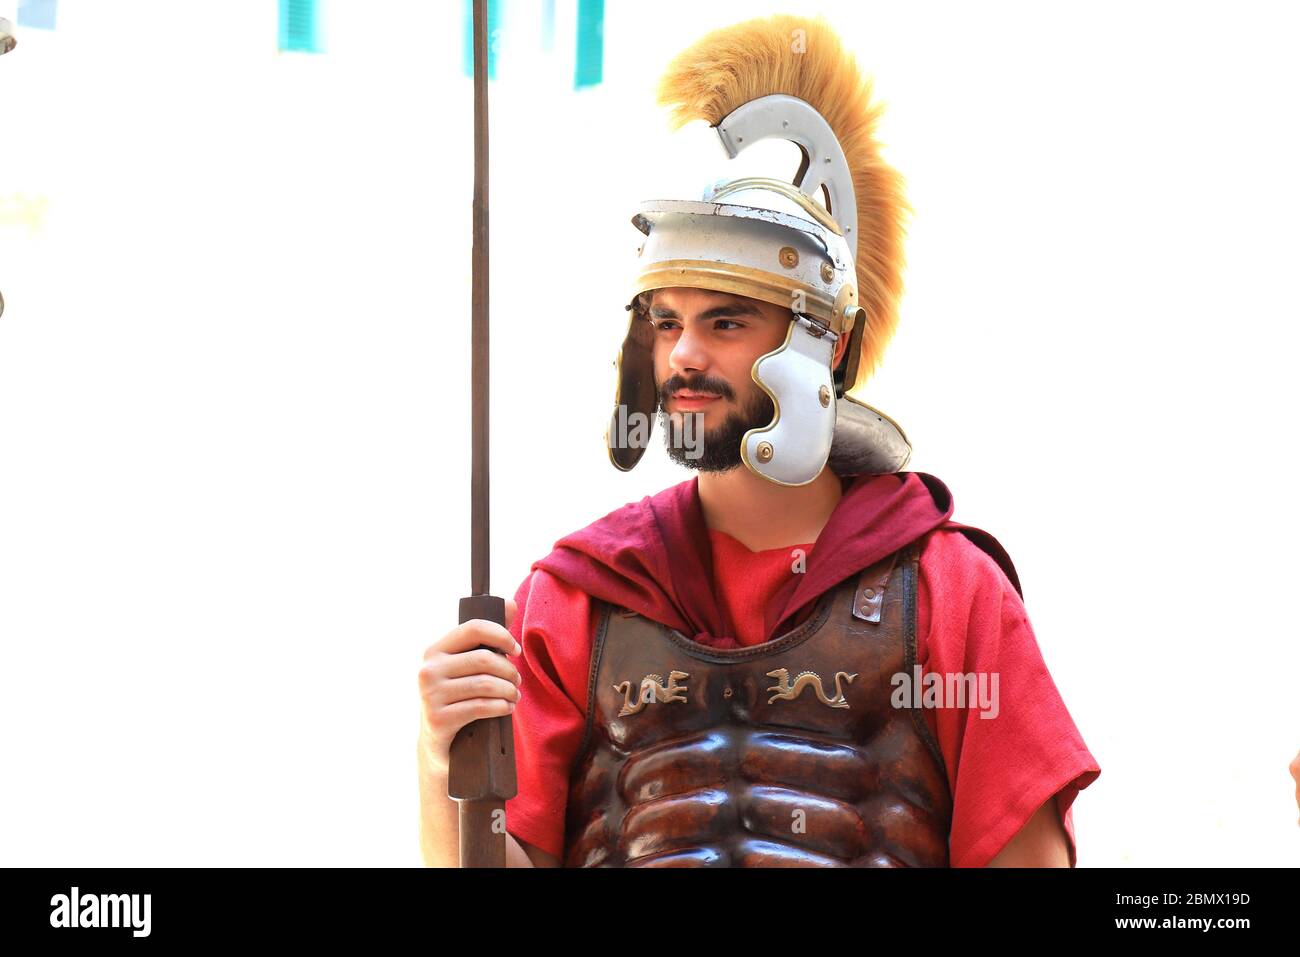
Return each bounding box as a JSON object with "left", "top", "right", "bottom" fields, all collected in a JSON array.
[{"left": 418, "top": 13, "right": 1099, "bottom": 868}]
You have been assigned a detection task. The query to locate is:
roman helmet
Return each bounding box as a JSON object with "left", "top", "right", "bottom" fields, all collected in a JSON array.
[{"left": 606, "top": 14, "right": 913, "bottom": 486}]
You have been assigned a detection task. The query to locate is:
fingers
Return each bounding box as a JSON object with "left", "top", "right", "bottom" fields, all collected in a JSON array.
[
  {"left": 416, "top": 604, "right": 527, "bottom": 745},
  {"left": 423, "top": 696, "right": 517, "bottom": 749},
  {"left": 427, "top": 673, "right": 522, "bottom": 709},
  {"left": 425, "top": 616, "right": 521, "bottom": 660},
  {"left": 417, "top": 648, "right": 524, "bottom": 740},
  {"left": 436, "top": 647, "right": 522, "bottom": 687}
]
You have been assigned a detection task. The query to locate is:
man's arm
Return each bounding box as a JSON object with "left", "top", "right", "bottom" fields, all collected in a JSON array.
[
  {"left": 512, "top": 836, "right": 561, "bottom": 867},
  {"left": 986, "top": 795, "right": 1071, "bottom": 867}
]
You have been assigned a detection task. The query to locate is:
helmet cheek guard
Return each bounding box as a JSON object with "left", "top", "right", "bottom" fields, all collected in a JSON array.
[
  {"left": 606, "top": 301, "right": 659, "bottom": 472},
  {"left": 743, "top": 316, "right": 839, "bottom": 486}
]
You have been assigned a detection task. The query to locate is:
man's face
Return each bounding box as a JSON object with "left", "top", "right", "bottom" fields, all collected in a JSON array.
[{"left": 648, "top": 287, "right": 791, "bottom": 472}]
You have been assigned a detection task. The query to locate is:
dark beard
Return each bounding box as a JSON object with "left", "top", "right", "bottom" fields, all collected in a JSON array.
[{"left": 659, "top": 388, "right": 776, "bottom": 473}]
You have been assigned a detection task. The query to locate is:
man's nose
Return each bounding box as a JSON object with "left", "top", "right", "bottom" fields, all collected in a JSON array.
[{"left": 669, "top": 322, "right": 710, "bottom": 376}]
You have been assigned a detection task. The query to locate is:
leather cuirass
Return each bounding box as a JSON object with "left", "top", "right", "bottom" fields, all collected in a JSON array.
[{"left": 562, "top": 542, "right": 953, "bottom": 867}]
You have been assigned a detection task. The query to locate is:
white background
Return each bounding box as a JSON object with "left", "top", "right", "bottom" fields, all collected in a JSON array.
[{"left": 1, "top": 0, "right": 1297, "bottom": 866}]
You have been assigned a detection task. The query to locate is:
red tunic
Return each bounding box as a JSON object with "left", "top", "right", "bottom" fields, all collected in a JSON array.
[{"left": 503, "top": 475, "right": 1100, "bottom": 867}]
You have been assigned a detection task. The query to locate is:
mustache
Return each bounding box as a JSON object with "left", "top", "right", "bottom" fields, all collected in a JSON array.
[{"left": 657, "top": 374, "right": 735, "bottom": 406}]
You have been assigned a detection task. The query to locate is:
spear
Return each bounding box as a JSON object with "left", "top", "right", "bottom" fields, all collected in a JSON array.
[{"left": 447, "top": 0, "right": 517, "bottom": 869}]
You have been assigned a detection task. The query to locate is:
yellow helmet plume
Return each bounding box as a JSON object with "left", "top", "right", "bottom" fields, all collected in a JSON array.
[{"left": 655, "top": 13, "right": 908, "bottom": 388}]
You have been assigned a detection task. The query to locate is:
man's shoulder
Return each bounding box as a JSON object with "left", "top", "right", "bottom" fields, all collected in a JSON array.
[
  {"left": 515, "top": 566, "right": 595, "bottom": 607},
  {"left": 916, "top": 522, "right": 1023, "bottom": 602}
]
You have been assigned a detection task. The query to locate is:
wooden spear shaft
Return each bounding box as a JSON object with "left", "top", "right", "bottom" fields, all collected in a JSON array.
[{"left": 447, "top": 0, "right": 517, "bottom": 869}]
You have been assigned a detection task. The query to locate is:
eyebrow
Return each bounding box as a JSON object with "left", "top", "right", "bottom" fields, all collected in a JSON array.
[{"left": 649, "top": 301, "right": 762, "bottom": 320}]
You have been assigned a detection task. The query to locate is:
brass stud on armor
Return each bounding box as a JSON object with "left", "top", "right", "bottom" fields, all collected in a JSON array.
[
  {"left": 818, "top": 385, "right": 830, "bottom": 407},
  {"left": 778, "top": 246, "right": 799, "bottom": 269},
  {"left": 756, "top": 441, "right": 774, "bottom": 463},
  {"left": 821, "top": 261, "right": 835, "bottom": 283}
]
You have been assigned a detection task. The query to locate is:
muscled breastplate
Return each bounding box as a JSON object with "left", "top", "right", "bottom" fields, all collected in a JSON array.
[{"left": 562, "top": 542, "right": 952, "bottom": 867}]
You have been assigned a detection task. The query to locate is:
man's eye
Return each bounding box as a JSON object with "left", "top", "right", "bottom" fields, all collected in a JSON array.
[{"left": 653, "top": 319, "right": 743, "bottom": 331}]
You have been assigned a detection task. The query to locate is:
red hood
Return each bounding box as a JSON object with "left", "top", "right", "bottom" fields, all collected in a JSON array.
[{"left": 532, "top": 471, "right": 1008, "bottom": 649}]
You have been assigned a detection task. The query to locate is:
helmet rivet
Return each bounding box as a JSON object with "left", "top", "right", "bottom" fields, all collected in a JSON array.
[
  {"left": 819, "top": 385, "right": 831, "bottom": 408},
  {"left": 756, "top": 441, "right": 774, "bottom": 463},
  {"left": 778, "top": 246, "right": 799, "bottom": 269},
  {"left": 820, "top": 261, "right": 835, "bottom": 283}
]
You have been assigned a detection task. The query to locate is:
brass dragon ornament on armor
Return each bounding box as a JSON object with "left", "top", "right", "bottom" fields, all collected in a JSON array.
[
  {"left": 616, "top": 669, "right": 856, "bottom": 716},
  {"left": 766, "top": 668, "right": 857, "bottom": 708},
  {"left": 616, "top": 672, "right": 690, "bottom": 717}
]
